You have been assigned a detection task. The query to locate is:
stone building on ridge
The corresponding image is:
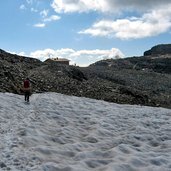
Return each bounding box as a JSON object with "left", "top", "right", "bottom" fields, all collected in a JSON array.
[{"left": 44, "top": 57, "right": 70, "bottom": 65}]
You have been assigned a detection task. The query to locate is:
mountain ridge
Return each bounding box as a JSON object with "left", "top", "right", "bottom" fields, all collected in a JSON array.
[{"left": 0, "top": 44, "right": 171, "bottom": 108}]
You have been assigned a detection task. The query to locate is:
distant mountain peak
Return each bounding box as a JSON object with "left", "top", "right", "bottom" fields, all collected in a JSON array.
[{"left": 144, "top": 44, "right": 171, "bottom": 56}]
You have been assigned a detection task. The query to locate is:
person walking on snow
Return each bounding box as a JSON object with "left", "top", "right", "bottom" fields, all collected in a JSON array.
[{"left": 23, "top": 78, "right": 31, "bottom": 102}]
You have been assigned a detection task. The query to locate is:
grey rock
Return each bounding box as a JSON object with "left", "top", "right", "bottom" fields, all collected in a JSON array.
[
  {"left": 0, "top": 45, "right": 171, "bottom": 109},
  {"left": 144, "top": 44, "right": 171, "bottom": 56}
]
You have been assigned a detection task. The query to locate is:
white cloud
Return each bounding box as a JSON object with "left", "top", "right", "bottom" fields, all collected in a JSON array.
[
  {"left": 34, "top": 10, "right": 60, "bottom": 28},
  {"left": 40, "top": 9, "right": 49, "bottom": 18},
  {"left": 29, "top": 48, "right": 124, "bottom": 66},
  {"left": 51, "top": 0, "right": 171, "bottom": 13},
  {"left": 34, "top": 15, "right": 60, "bottom": 28},
  {"left": 31, "top": 8, "right": 38, "bottom": 12},
  {"left": 51, "top": 0, "right": 109, "bottom": 13},
  {"left": 30, "top": 49, "right": 55, "bottom": 61},
  {"left": 20, "top": 4, "right": 26, "bottom": 10},
  {"left": 7, "top": 51, "right": 27, "bottom": 57},
  {"left": 50, "top": 0, "right": 171, "bottom": 39},
  {"left": 18, "top": 52, "right": 26, "bottom": 56},
  {"left": 26, "top": 0, "right": 33, "bottom": 5},
  {"left": 33, "top": 23, "right": 46, "bottom": 28},
  {"left": 79, "top": 5, "right": 171, "bottom": 39},
  {"left": 43, "top": 15, "right": 61, "bottom": 22}
]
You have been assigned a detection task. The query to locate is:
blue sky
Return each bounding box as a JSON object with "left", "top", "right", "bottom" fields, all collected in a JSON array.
[{"left": 0, "top": 0, "right": 171, "bottom": 66}]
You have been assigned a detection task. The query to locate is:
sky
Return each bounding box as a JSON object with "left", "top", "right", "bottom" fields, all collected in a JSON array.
[{"left": 0, "top": 0, "right": 171, "bottom": 66}]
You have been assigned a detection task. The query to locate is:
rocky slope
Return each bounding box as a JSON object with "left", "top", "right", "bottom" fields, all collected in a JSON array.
[
  {"left": 144, "top": 44, "right": 171, "bottom": 56},
  {"left": 0, "top": 45, "right": 171, "bottom": 108}
]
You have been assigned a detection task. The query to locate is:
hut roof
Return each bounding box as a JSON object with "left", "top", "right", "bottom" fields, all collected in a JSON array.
[{"left": 50, "top": 58, "right": 70, "bottom": 61}]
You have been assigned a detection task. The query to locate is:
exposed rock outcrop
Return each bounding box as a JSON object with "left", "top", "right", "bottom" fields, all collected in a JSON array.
[
  {"left": 91, "top": 55, "right": 171, "bottom": 74},
  {"left": 144, "top": 44, "right": 171, "bottom": 56}
]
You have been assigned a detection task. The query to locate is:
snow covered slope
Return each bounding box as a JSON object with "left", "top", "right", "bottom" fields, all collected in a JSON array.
[{"left": 0, "top": 93, "right": 171, "bottom": 171}]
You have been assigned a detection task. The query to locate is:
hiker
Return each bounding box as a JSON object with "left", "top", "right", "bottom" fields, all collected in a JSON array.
[{"left": 23, "top": 78, "right": 31, "bottom": 102}]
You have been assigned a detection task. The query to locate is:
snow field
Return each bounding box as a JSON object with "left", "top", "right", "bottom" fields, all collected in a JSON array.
[{"left": 0, "top": 92, "right": 171, "bottom": 171}]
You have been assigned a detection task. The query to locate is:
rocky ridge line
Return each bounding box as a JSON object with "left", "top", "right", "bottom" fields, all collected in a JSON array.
[{"left": 0, "top": 44, "right": 171, "bottom": 108}]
